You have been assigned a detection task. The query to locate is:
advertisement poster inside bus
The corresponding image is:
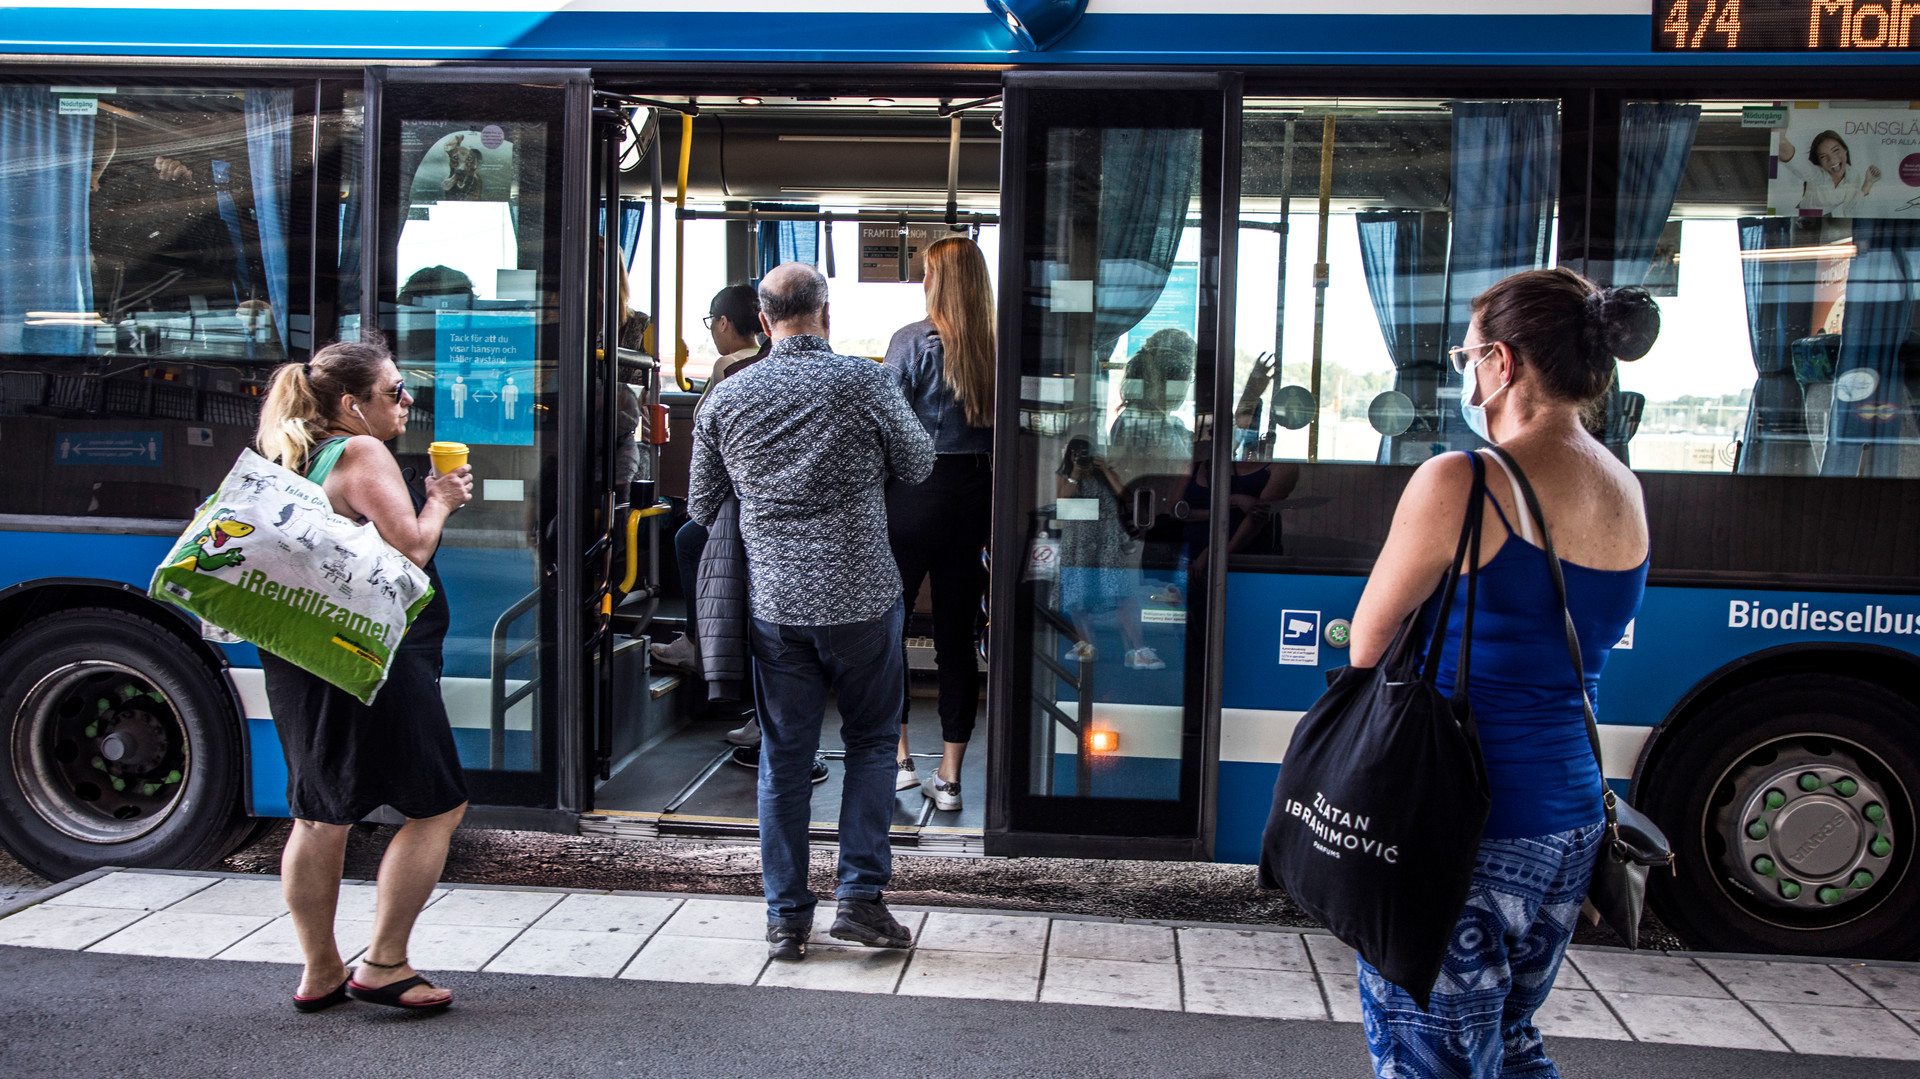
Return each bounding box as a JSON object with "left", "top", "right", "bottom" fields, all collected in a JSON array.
[{"left": 1767, "top": 101, "right": 1920, "bottom": 219}]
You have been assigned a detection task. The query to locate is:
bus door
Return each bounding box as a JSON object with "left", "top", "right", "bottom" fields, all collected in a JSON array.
[
  {"left": 362, "top": 67, "right": 593, "bottom": 821},
  {"left": 987, "top": 73, "right": 1241, "bottom": 860}
]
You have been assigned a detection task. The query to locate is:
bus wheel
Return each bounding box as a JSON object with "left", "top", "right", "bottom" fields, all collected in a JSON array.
[
  {"left": 1643, "top": 675, "right": 1920, "bottom": 959},
  {"left": 0, "top": 608, "right": 250, "bottom": 880}
]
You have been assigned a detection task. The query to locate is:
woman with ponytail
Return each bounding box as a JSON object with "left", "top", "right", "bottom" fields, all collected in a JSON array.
[
  {"left": 257, "top": 337, "right": 473, "bottom": 1015},
  {"left": 882, "top": 235, "right": 994, "bottom": 811},
  {"left": 1340, "top": 268, "right": 1660, "bottom": 1077}
]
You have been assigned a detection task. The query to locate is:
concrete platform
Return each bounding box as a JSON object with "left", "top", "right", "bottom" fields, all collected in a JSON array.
[{"left": 4, "top": 867, "right": 1920, "bottom": 1073}]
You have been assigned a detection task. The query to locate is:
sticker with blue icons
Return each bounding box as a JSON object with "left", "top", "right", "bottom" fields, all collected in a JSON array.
[
  {"left": 435, "top": 310, "right": 536, "bottom": 447},
  {"left": 1279, "top": 609, "right": 1320, "bottom": 666}
]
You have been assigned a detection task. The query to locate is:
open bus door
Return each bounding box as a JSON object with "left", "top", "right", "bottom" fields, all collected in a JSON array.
[
  {"left": 987, "top": 72, "right": 1241, "bottom": 861},
  {"left": 361, "top": 67, "right": 593, "bottom": 824}
]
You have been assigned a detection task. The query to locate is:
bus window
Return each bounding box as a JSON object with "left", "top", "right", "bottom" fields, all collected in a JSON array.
[{"left": 1614, "top": 100, "right": 1920, "bottom": 479}]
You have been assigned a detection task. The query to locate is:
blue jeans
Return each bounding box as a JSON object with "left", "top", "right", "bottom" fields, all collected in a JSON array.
[
  {"left": 750, "top": 598, "right": 905, "bottom": 930},
  {"left": 1358, "top": 822, "right": 1604, "bottom": 1079}
]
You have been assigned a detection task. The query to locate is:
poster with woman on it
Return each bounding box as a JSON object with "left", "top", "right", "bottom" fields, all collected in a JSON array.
[{"left": 1768, "top": 102, "right": 1920, "bottom": 219}]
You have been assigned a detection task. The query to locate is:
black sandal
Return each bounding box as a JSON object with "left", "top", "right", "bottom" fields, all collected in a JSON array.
[
  {"left": 292, "top": 978, "right": 351, "bottom": 1013},
  {"left": 347, "top": 957, "right": 452, "bottom": 1013}
]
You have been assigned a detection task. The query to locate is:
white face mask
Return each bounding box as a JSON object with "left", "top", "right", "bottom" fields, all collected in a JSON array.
[{"left": 1459, "top": 353, "right": 1511, "bottom": 443}]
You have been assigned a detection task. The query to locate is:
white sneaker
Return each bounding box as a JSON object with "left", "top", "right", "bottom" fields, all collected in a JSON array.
[
  {"left": 921, "top": 774, "right": 962, "bottom": 812},
  {"left": 650, "top": 634, "right": 699, "bottom": 672},
  {"left": 1124, "top": 647, "right": 1167, "bottom": 671},
  {"left": 895, "top": 758, "right": 919, "bottom": 791},
  {"left": 1063, "top": 640, "right": 1097, "bottom": 664},
  {"left": 725, "top": 714, "right": 760, "bottom": 747}
]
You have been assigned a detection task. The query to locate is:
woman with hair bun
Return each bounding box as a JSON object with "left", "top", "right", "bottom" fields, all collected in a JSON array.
[
  {"left": 255, "top": 337, "right": 472, "bottom": 1015},
  {"left": 1341, "top": 268, "right": 1659, "bottom": 1078}
]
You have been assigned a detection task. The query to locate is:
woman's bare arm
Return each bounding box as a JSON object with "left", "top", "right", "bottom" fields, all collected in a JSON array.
[
  {"left": 323, "top": 435, "right": 471, "bottom": 567},
  {"left": 1347, "top": 453, "right": 1476, "bottom": 668}
]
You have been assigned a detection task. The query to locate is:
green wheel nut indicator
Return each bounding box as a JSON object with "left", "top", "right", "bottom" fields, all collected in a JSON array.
[
  {"left": 164, "top": 770, "right": 181, "bottom": 785},
  {"left": 1872, "top": 836, "right": 1893, "bottom": 857},
  {"left": 1780, "top": 880, "right": 1802, "bottom": 899},
  {"left": 1835, "top": 778, "right": 1859, "bottom": 797},
  {"left": 109, "top": 776, "right": 125, "bottom": 792},
  {"left": 1764, "top": 790, "right": 1786, "bottom": 811},
  {"left": 82, "top": 723, "right": 97, "bottom": 739},
  {"left": 1866, "top": 803, "right": 1886, "bottom": 823},
  {"left": 1748, "top": 820, "right": 1769, "bottom": 840},
  {"left": 1799, "top": 773, "right": 1823, "bottom": 792},
  {"left": 1817, "top": 886, "right": 1844, "bottom": 905},
  {"left": 1753, "top": 856, "right": 1776, "bottom": 875},
  {"left": 1851, "top": 870, "right": 1874, "bottom": 889}
]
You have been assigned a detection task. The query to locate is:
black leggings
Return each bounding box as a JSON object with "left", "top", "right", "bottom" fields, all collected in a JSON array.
[{"left": 886, "top": 453, "right": 991, "bottom": 745}]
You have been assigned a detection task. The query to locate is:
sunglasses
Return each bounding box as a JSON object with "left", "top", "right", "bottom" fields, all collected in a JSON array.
[
  {"left": 1447, "top": 342, "right": 1500, "bottom": 374},
  {"left": 372, "top": 379, "right": 407, "bottom": 401}
]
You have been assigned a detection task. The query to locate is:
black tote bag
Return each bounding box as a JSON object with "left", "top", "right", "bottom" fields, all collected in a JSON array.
[{"left": 1258, "top": 453, "right": 1492, "bottom": 1010}]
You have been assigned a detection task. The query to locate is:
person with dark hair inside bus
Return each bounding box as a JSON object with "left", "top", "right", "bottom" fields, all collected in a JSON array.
[
  {"left": 883, "top": 235, "right": 994, "bottom": 811},
  {"left": 396, "top": 264, "right": 475, "bottom": 308},
  {"left": 1778, "top": 129, "right": 1881, "bottom": 218},
  {"left": 254, "top": 337, "right": 473, "bottom": 1015},
  {"left": 1343, "top": 268, "right": 1658, "bottom": 1078}
]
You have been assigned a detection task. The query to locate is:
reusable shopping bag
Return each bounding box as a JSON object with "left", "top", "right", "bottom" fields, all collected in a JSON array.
[
  {"left": 1258, "top": 453, "right": 1492, "bottom": 1010},
  {"left": 149, "top": 446, "right": 434, "bottom": 704}
]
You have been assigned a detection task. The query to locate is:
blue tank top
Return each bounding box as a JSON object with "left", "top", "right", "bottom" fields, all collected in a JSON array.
[{"left": 1419, "top": 454, "right": 1648, "bottom": 840}]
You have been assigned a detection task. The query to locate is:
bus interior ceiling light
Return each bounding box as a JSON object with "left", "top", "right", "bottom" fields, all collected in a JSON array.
[
  {"left": 983, "top": 0, "right": 1089, "bottom": 51},
  {"left": 737, "top": 96, "right": 762, "bottom": 106}
]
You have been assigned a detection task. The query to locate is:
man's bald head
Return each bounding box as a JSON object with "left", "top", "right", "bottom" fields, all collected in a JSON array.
[{"left": 757, "top": 263, "right": 830, "bottom": 340}]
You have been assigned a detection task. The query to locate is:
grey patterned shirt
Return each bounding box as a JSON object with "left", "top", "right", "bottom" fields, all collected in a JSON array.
[{"left": 689, "top": 334, "right": 935, "bottom": 626}]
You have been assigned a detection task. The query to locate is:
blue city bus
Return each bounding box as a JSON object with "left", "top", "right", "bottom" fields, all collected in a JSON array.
[{"left": 0, "top": 1, "right": 1917, "bottom": 961}]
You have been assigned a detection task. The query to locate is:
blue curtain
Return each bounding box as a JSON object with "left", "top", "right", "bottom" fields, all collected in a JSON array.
[
  {"left": 618, "top": 200, "right": 645, "bottom": 272},
  {"left": 1736, "top": 217, "right": 1820, "bottom": 475},
  {"left": 752, "top": 202, "right": 819, "bottom": 280},
  {"left": 208, "top": 160, "right": 253, "bottom": 302},
  {"left": 0, "top": 86, "right": 95, "bottom": 355},
  {"left": 244, "top": 88, "right": 294, "bottom": 349},
  {"left": 1091, "top": 128, "right": 1202, "bottom": 366},
  {"left": 1443, "top": 102, "right": 1560, "bottom": 444},
  {"left": 1615, "top": 102, "right": 1700, "bottom": 288},
  {"left": 1356, "top": 209, "right": 1450, "bottom": 461},
  {"left": 1821, "top": 217, "right": 1920, "bottom": 477},
  {"left": 336, "top": 114, "right": 362, "bottom": 328}
]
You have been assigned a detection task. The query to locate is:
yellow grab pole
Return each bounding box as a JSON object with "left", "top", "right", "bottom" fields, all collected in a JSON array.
[{"left": 673, "top": 112, "right": 693, "bottom": 390}]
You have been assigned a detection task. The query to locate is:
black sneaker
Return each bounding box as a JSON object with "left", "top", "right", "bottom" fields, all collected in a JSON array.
[
  {"left": 766, "top": 924, "right": 807, "bottom": 961},
  {"left": 728, "top": 746, "right": 829, "bottom": 784},
  {"left": 829, "top": 897, "right": 913, "bottom": 949}
]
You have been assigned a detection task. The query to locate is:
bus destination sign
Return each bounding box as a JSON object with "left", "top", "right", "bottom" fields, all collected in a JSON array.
[{"left": 1654, "top": 1, "right": 1917, "bottom": 50}]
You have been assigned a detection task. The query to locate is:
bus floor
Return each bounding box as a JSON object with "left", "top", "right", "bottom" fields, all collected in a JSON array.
[{"left": 590, "top": 690, "right": 988, "bottom": 848}]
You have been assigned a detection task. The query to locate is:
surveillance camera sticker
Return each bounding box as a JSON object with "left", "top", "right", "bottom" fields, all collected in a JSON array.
[{"left": 1279, "top": 609, "right": 1320, "bottom": 666}]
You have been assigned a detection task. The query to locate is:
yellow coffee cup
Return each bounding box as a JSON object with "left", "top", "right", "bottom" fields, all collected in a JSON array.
[{"left": 429, "top": 441, "right": 469, "bottom": 474}]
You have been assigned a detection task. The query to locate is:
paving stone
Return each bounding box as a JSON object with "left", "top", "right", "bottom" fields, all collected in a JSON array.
[
  {"left": 216, "top": 915, "right": 374, "bottom": 966},
  {"left": 413, "top": 888, "right": 562, "bottom": 928},
  {"left": 87, "top": 910, "right": 272, "bottom": 959},
  {"left": 397, "top": 922, "right": 524, "bottom": 971},
  {"left": 331, "top": 884, "right": 448, "bottom": 922},
  {"left": 529, "top": 894, "right": 680, "bottom": 936},
  {"left": 1039, "top": 956, "right": 1182, "bottom": 1011},
  {"left": 897, "top": 948, "right": 1042, "bottom": 1002},
  {"left": 656, "top": 898, "right": 768, "bottom": 941},
  {"left": 485, "top": 929, "right": 648, "bottom": 979},
  {"left": 0, "top": 904, "right": 148, "bottom": 950},
  {"left": 1747, "top": 1000, "right": 1920, "bottom": 1059},
  {"left": 915, "top": 912, "right": 1049, "bottom": 954},
  {"left": 621, "top": 934, "right": 768, "bottom": 985},
  {"left": 44, "top": 872, "right": 215, "bottom": 911},
  {"left": 1552, "top": 960, "right": 1589, "bottom": 992},
  {"left": 1320, "top": 973, "right": 1365, "bottom": 1023},
  {"left": 1046, "top": 920, "right": 1176, "bottom": 964},
  {"left": 1177, "top": 928, "right": 1311, "bottom": 972},
  {"left": 1182, "top": 965, "right": 1327, "bottom": 1020},
  {"left": 1568, "top": 951, "right": 1727, "bottom": 997},
  {"left": 1836, "top": 964, "right": 1920, "bottom": 1011},
  {"left": 170, "top": 878, "right": 289, "bottom": 918},
  {"left": 757, "top": 944, "right": 910, "bottom": 994},
  {"left": 1699, "top": 958, "right": 1876, "bottom": 1006},
  {"left": 1601, "top": 992, "right": 1787, "bottom": 1050},
  {"left": 1532, "top": 989, "right": 1630, "bottom": 1041},
  {"left": 1303, "top": 934, "right": 1357, "bottom": 974}
]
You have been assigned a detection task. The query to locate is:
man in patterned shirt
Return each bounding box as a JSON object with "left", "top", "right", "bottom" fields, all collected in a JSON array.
[{"left": 689, "top": 262, "right": 935, "bottom": 961}]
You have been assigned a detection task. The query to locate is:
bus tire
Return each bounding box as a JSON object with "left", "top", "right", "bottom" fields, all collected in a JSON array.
[
  {"left": 1642, "top": 674, "right": 1920, "bottom": 959},
  {"left": 0, "top": 607, "right": 251, "bottom": 880}
]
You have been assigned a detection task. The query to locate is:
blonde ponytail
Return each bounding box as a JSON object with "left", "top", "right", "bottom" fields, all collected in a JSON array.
[{"left": 255, "top": 337, "right": 393, "bottom": 467}]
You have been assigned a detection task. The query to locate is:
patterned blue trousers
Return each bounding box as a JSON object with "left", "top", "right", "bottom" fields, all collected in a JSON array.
[{"left": 1357, "top": 822, "right": 1604, "bottom": 1079}]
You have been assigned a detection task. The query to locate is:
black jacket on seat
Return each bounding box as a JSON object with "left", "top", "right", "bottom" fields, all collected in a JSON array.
[{"left": 696, "top": 498, "right": 749, "bottom": 701}]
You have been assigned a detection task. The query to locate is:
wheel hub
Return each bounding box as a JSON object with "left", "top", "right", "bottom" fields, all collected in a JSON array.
[
  {"left": 96, "top": 711, "right": 169, "bottom": 775},
  {"left": 12, "top": 663, "right": 188, "bottom": 843},
  {"left": 1729, "top": 755, "right": 1895, "bottom": 912}
]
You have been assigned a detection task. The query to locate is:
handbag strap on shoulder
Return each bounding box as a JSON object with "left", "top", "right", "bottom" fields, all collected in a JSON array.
[
  {"left": 1483, "top": 445, "right": 1617, "bottom": 829},
  {"left": 1420, "top": 451, "right": 1486, "bottom": 692}
]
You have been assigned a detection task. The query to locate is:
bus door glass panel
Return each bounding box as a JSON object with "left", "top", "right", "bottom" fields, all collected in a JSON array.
[
  {"left": 367, "top": 70, "right": 583, "bottom": 806},
  {"left": 993, "top": 76, "right": 1230, "bottom": 850}
]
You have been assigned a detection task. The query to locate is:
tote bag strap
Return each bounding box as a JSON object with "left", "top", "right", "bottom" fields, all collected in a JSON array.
[
  {"left": 1483, "top": 445, "right": 1617, "bottom": 826},
  {"left": 1418, "top": 451, "right": 1486, "bottom": 693},
  {"left": 303, "top": 437, "right": 350, "bottom": 484}
]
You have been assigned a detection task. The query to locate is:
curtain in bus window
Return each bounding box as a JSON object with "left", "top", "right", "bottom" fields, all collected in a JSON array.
[
  {"left": 1356, "top": 209, "right": 1449, "bottom": 463},
  {"left": 1820, "top": 218, "right": 1920, "bottom": 478},
  {"left": 1615, "top": 103, "right": 1700, "bottom": 288},
  {"left": 1091, "top": 128, "right": 1202, "bottom": 367},
  {"left": 337, "top": 117, "right": 362, "bottom": 326},
  {"left": 1736, "top": 217, "right": 1819, "bottom": 476},
  {"left": 618, "top": 200, "right": 645, "bottom": 273},
  {"left": 0, "top": 86, "right": 95, "bottom": 356},
  {"left": 245, "top": 88, "right": 293, "bottom": 350},
  {"left": 752, "top": 202, "right": 819, "bottom": 280},
  {"left": 1444, "top": 101, "right": 1558, "bottom": 444}
]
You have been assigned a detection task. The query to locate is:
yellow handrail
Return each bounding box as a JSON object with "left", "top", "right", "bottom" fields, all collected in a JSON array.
[
  {"left": 673, "top": 112, "right": 693, "bottom": 391},
  {"left": 618, "top": 508, "right": 642, "bottom": 593}
]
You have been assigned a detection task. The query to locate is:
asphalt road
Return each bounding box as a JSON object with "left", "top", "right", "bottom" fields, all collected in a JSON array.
[{"left": 6, "top": 945, "right": 1892, "bottom": 1079}]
